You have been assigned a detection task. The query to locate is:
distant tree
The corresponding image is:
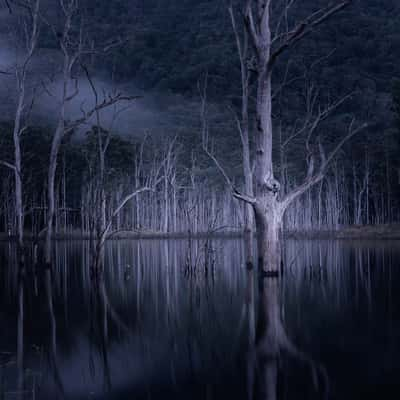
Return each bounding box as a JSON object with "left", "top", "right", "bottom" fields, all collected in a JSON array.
[
  {"left": 0, "top": 0, "right": 40, "bottom": 255},
  {"left": 41, "top": 0, "right": 137, "bottom": 265}
]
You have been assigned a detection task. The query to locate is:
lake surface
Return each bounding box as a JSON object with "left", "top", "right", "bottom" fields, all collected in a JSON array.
[{"left": 0, "top": 239, "right": 399, "bottom": 399}]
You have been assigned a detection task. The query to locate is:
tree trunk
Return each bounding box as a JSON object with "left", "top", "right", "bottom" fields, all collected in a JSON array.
[
  {"left": 252, "top": 59, "right": 282, "bottom": 274},
  {"left": 14, "top": 157, "right": 23, "bottom": 250},
  {"left": 163, "top": 174, "right": 169, "bottom": 233},
  {"left": 17, "top": 273, "right": 24, "bottom": 400},
  {"left": 254, "top": 202, "right": 282, "bottom": 275},
  {"left": 228, "top": 4, "right": 254, "bottom": 261},
  {"left": 242, "top": 118, "right": 254, "bottom": 264},
  {"left": 45, "top": 122, "right": 64, "bottom": 264}
]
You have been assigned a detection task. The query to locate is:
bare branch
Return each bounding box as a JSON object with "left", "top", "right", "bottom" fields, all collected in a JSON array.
[
  {"left": 243, "top": 0, "right": 260, "bottom": 53},
  {"left": 99, "top": 185, "right": 158, "bottom": 246},
  {"left": 269, "top": 1, "right": 351, "bottom": 69},
  {"left": 280, "top": 120, "right": 368, "bottom": 210},
  {"left": 322, "top": 121, "right": 368, "bottom": 169},
  {"left": 228, "top": 3, "right": 244, "bottom": 64},
  {"left": 64, "top": 77, "right": 79, "bottom": 102},
  {"left": 199, "top": 73, "right": 256, "bottom": 206},
  {"left": 110, "top": 187, "right": 153, "bottom": 222},
  {"left": 0, "top": 160, "right": 16, "bottom": 171},
  {"left": 66, "top": 92, "right": 141, "bottom": 132},
  {"left": 233, "top": 189, "right": 257, "bottom": 205}
]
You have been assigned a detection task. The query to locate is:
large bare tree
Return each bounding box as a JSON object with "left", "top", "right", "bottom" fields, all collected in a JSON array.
[{"left": 221, "top": 0, "right": 367, "bottom": 274}]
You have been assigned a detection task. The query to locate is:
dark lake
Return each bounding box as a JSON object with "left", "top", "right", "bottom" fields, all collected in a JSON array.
[{"left": 0, "top": 239, "right": 399, "bottom": 399}]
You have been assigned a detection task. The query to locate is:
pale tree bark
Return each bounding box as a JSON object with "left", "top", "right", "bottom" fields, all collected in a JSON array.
[
  {"left": 161, "top": 137, "right": 178, "bottom": 233},
  {"left": 252, "top": 273, "right": 328, "bottom": 400}
]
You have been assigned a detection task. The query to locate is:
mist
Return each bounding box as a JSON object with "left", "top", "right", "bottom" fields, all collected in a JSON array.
[{"left": 0, "top": 16, "right": 175, "bottom": 139}]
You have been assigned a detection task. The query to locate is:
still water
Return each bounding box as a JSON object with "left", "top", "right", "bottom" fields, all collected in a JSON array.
[{"left": 0, "top": 239, "right": 399, "bottom": 399}]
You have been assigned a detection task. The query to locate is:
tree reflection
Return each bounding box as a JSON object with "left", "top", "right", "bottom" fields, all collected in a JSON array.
[
  {"left": 3, "top": 238, "right": 380, "bottom": 399},
  {"left": 88, "top": 247, "right": 132, "bottom": 394},
  {"left": 250, "top": 263, "right": 329, "bottom": 400},
  {"left": 89, "top": 273, "right": 112, "bottom": 393},
  {"left": 17, "top": 268, "right": 24, "bottom": 400},
  {"left": 44, "top": 266, "right": 65, "bottom": 397}
]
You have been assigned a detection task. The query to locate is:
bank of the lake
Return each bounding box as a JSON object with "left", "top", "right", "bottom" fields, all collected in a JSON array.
[
  {"left": 285, "top": 223, "right": 400, "bottom": 240},
  {"left": 1, "top": 224, "right": 400, "bottom": 241}
]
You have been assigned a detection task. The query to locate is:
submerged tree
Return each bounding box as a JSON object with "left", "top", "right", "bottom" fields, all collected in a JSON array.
[{"left": 220, "top": 0, "right": 367, "bottom": 274}]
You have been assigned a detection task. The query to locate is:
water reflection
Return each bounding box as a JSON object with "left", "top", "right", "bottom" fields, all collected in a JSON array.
[
  {"left": 44, "top": 267, "right": 64, "bottom": 397},
  {"left": 17, "top": 268, "right": 24, "bottom": 400},
  {"left": 0, "top": 239, "right": 399, "bottom": 399},
  {"left": 252, "top": 275, "right": 328, "bottom": 400}
]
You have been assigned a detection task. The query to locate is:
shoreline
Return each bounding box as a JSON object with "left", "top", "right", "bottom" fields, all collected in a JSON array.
[
  {"left": 1, "top": 224, "right": 400, "bottom": 241},
  {"left": 285, "top": 224, "right": 400, "bottom": 240}
]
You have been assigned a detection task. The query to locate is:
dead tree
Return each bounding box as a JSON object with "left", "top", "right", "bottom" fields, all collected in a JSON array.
[
  {"left": 81, "top": 131, "right": 164, "bottom": 272},
  {"left": 42, "top": 0, "right": 137, "bottom": 265},
  {"left": 210, "top": 0, "right": 367, "bottom": 274},
  {"left": 0, "top": 0, "right": 40, "bottom": 253}
]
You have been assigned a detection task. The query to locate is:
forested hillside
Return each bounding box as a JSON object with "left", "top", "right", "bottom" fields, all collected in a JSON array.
[{"left": 83, "top": 1, "right": 399, "bottom": 98}]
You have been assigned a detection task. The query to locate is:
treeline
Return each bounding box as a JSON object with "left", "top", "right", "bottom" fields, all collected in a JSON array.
[{"left": 0, "top": 118, "right": 398, "bottom": 237}]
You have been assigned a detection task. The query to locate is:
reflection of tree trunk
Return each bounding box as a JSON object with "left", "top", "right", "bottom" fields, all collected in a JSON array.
[
  {"left": 44, "top": 267, "right": 64, "bottom": 397},
  {"left": 89, "top": 251, "right": 119, "bottom": 393},
  {"left": 252, "top": 269, "right": 329, "bottom": 400},
  {"left": 245, "top": 262, "right": 256, "bottom": 400},
  {"left": 17, "top": 271, "right": 24, "bottom": 400},
  {"left": 97, "top": 278, "right": 111, "bottom": 392},
  {"left": 255, "top": 277, "right": 280, "bottom": 400},
  {"left": 164, "top": 240, "right": 171, "bottom": 326},
  {"left": 45, "top": 121, "right": 65, "bottom": 265},
  {"left": 244, "top": 230, "right": 254, "bottom": 269}
]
